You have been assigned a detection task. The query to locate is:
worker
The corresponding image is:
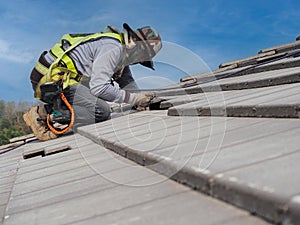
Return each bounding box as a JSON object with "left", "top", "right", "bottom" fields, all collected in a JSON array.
[{"left": 23, "top": 23, "right": 162, "bottom": 141}]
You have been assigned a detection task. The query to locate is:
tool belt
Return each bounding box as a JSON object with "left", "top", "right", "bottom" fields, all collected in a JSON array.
[{"left": 38, "top": 81, "right": 74, "bottom": 135}]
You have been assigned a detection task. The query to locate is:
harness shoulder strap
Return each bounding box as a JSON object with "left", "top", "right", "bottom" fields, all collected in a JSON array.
[{"left": 49, "top": 32, "right": 123, "bottom": 73}]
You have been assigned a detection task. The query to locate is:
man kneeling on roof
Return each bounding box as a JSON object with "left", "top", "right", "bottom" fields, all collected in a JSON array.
[{"left": 23, "top": 23, "right": 162, "bottom": 141}]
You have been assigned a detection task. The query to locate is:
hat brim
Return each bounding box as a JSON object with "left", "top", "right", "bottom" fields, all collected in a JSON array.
[
  {"left": 123, "top": 23, "right": 136, "bottom": 35},
  {"left": 140, "top": 61, "right": 154, "bottom": 70}
]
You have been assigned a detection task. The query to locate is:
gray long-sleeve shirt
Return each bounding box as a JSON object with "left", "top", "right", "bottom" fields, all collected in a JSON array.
[
  {"left": 69, "top": 38, "right": 125, "bottom": 102},
  {"left": 45, "top": 37, "right": 126, "bottom": 103}
]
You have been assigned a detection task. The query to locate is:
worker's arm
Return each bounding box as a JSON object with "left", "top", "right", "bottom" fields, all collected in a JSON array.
[
  {"left": 89, "top": 42, "right": 126, "bottom": 103},
  {"left": 89, "top": 39, "right": 154, "bottom": 106}
]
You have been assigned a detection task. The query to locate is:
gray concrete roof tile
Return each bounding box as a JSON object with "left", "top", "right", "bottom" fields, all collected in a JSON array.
[
  {"left": 74, "top": 110, "right": 300, "bottom": 224},
  {"left": 167, "top": 82, "right": 300, "bottom": 118},
  {"left": 6, "top": 175, "right": 116, "bottom": 215},
  {"left": 201, "top": 67, "right": 300, "bottom": 90},
  {"left": 214, "top": 151, "right": 300, "bottom": 199},
  {"left": 18, "top": 147, "right": 101, "bottom": 175},
  {"left": 1, "top": 129, "right": 272, "bottom": 225},
  {"left": 173, "top": 123, "right": 300, "bottom": 173},
  {"left": 161, "top": 80, "right": 298, "bottom": 109},
  {"left": 0, "top": 144, "right": 23, "bottom": 225},
  {"left": 71, "top": 191, "right": 271, "bottom": 225},
  {"left": 0, "top": 205, "right": 6, "bottom": 225},
  {"left": 211, "top": 151, "right": 300, "bottom": 223},
  {"left": 285, "top": 196, "right": 300, "bottom": 225},
  {"left": 0, "top": 193, "right": 10, "bottom": 210},
  {"left": 4, "top": 171, "right": 188, "bottom": 225}
]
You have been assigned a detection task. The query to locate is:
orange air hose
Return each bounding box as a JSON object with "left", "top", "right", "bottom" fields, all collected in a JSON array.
[{"left": 46, "top": 92, "right": 75, "bottom": 135}]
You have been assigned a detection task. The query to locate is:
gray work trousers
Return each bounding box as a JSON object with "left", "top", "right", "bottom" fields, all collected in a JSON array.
[
  {"left": 64, "top": 66, "right": 138, "bottom": 126},
  {"left": 65, "top": 84, "right": 111, "bottom": 126}
]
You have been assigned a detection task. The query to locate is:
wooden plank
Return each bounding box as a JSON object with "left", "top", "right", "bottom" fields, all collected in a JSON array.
[
  {"left": 180, "top": 64, "right": 238, "bottom": 83},
  {"left": 0, "top": 141, "right": 24, "bottom": 151},
  {"left": 259, "top": 41, "right": 300, "bottom": 54},
  {"left": 219, "top": 51, "right": 276, "bottom": 68},
  {"left": 9, "top": 134, "right": 35, "bottom": 143},
  {"left": 256, "top": 52, "right": 286, "bottom": 63}
]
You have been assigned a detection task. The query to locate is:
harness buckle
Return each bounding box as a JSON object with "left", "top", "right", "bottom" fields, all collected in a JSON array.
[{"left": 74, "top": 74, "right": 83, "bottom": 82}]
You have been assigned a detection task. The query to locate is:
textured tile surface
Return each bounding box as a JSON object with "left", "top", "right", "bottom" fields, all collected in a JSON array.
[
  {"left": 2, "top": 135, "right": 271, "bottom": 225},
  {"left": 77, "top": 111, "right": 300, "bottom": 224}
]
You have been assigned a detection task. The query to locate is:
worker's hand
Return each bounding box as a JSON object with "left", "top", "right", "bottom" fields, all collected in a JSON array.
[{"left": 125, "top": 92, "right": 155, "bottom": 108}]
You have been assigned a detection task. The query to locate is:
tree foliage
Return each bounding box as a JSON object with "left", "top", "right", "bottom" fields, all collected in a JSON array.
[{"left": 0, "top": 100, "right": 34, "bottom": 146}]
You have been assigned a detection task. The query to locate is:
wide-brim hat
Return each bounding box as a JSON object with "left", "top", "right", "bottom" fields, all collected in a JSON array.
[{"left": 123, "top": 23, "right": 162, "bottom": 70}]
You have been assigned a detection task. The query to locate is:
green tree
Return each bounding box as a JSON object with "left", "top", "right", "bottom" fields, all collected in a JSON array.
[
  {"left": 0, "top": 100, "right": 33, "bottom": 146},
  {"left": 0, "top": 100, "right": 5, "bottom": 118},
  {"left": 0, "top": 117, "right": 11, "bottom": 129}
]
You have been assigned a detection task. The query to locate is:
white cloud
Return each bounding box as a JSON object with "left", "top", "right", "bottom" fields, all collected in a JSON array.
[
  {"left": 0, "top": 40, "right": 9, "bottom": 52},
  {"left": 0, "top": 39, "right": 34, "bottom": 64}
]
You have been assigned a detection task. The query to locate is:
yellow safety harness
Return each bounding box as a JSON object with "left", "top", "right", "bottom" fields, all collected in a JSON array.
[{"left": 34, "top": 32, "right": 123, "bottom": 99}]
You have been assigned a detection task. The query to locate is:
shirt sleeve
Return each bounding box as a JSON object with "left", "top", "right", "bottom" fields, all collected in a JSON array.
[{"left": 89, "top": 41, "right": 126, "bottom": 103}]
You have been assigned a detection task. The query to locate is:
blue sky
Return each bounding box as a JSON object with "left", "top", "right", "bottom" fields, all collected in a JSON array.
[{"left": 0, "top": 0, "right": 299, "bottom": 102}]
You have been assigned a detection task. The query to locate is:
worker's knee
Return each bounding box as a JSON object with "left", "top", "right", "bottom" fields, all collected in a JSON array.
[{"left": 95, "top": 101, "right": 111, "bottom": 123}]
